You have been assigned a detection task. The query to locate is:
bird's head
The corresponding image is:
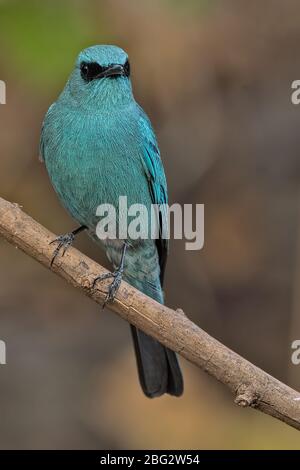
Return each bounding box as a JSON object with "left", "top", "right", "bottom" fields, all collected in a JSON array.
[{"left": 63, "top": 45, "right": 133, "bottom": 109}]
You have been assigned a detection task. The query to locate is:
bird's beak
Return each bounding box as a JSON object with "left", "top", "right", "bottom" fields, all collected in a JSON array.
[{"left": 97, "top": 64, "right": 124, "bottom": 79}]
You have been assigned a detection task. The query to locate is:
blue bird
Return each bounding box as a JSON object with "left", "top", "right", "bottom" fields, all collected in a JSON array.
[{"left": 40, "top": 45, "right": 183, "bottom": 398}]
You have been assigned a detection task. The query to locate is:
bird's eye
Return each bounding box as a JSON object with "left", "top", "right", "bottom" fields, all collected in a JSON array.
[
  {"left": 124, "top": 59, "right": 130, "bottom": 77},
  {"left": 80, "top": 62, "right": 104, "bottom": 82}
]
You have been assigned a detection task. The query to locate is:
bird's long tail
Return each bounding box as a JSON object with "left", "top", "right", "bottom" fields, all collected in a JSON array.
[
  {"left": 126, "top": 275, "right": 183, "bottom": 398},
  {"left": 130, "top": 326, "right": 183, "bottom": 398}
]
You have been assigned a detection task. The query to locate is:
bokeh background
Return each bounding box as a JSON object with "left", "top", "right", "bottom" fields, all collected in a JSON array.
[{"left": 0, "top": 0, "right": 300, "bottom": 449}]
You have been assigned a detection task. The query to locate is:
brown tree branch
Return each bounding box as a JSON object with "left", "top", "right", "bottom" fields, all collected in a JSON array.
[{"left": 0, "top": 195, "right": 299, "bottom": 430}]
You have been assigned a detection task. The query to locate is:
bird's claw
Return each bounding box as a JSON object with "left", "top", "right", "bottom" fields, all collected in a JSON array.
[
  {"left": 92, "top": 269, "right": 124, "bottom": 307},
  {"left": 50, "top": 232, "right": 75, "bottom": 266}
]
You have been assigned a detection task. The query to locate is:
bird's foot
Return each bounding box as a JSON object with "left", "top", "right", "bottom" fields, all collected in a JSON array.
[
  {"left": 92, "top": 268, "right": 124, "bottom": 307},
  {"left": 49, "top": 232, "right": 75, "bottom": 266}
]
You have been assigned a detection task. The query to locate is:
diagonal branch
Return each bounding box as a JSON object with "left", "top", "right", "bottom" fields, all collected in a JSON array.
[{"left": 0, "top": 195, "right": 299, "bottom": 430}]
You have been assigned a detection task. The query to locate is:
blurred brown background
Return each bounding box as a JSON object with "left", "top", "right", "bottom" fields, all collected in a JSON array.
[{"left": 0, "top": 0, "right": 300, "bottom": 449}]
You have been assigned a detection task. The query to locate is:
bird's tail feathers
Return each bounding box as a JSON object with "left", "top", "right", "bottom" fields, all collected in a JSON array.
[{"left": 130, "top": 326, "right": 183, "bottom": 398}]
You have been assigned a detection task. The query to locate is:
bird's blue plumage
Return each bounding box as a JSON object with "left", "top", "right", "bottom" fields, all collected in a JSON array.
[{"left": 40, "top": 45, "right": 183, "bottom": 397}]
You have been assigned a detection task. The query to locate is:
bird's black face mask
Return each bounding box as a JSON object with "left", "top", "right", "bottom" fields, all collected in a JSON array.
[{"left": 80, "top": 59, "right": 130, "bottom": 82}]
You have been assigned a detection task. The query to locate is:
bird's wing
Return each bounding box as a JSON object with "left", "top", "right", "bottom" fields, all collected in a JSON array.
[
  {"left": 39, "top": 103, "right": 55, "bottom": 162},
  {"left": 39, "top": 125, "right": 45, "bottom": 162},
  {"left": 137, "top": 105, "right": 169, "bottom": 286}
]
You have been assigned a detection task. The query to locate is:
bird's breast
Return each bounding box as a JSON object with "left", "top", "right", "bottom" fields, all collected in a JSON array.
[{"left": 43, "top": 105, "right": 152, "bottom": 230}]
